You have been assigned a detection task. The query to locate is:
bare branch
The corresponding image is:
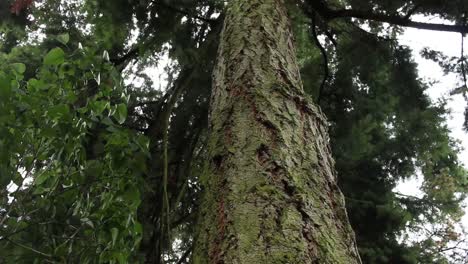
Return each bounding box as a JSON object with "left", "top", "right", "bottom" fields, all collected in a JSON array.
[
  {"left": 306, "top": 0, "right": 468, "bottom": 34},
  {"left": 461, "top": 34, "right": 468, "bottom": 98},
  {"left": 307, "top": 11, "right": 329, "bottom": 104},
  {"left": 156, "top": 2, "right": 218, "bottom": 24}
]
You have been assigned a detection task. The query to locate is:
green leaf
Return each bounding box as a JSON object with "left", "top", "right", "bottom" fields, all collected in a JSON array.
[
  {"left": 12, "top": 171, "right": 23, "bottom": 186},
  {"left": 27, "top": 78, "right": 46, "bottom": 92},
  {"left": 0, "top": 168, "right": 13, "bottom": 188},
  {"left": 123, "top": 185, "right": 140, "bottom": 209},
  {"left": 57, "top": 33, "right": 69, "bottom": 45},
  {"left": 59, "top": 63, "right": 75, "bottom": 77},
  {"left": 111, "top": 228, "right": 119, "bottom": 246},
  {"left": 0, "top": 72, "right": 11, "bottom": 97},
  {"left": 106, "top": 131, "right": 129, "bottom": 147},
  {"left": 115, "top": 103, "right": 127, "bottom": 124},
  {"left": 32, "top": 186, "right": 49, "bottom": 195},
  {"left": 35, "top": 171, "right": 51, "bottom": 185},
  {"left": 102, "top": 50, "right": 110, "bottom": 61},
  {"left": 116, "top": 253, "right": 126, "bottom": 264},
  {"left": 111, "top": 252, "right": 127, "bottom": 264},
  {"left": 44, "top": 47, "right": 65, "bottom": 65},
  {"left": 90, "top": 100, "right": 109, "bottom": 116},
  {"left": 135, "top": 135, "right": 150, "bottom": 152},
  {"left": 81, "top": 218, "right": 94, "bottom": 228},
  {"left": 48, "top": 104, "right": 70, "bottom": 120},
  {"left": 133, "top": 222, "right": 142, "bottom": 235},
  {"left": 11, "top": 63, "right": 26, "bottom": 74}
]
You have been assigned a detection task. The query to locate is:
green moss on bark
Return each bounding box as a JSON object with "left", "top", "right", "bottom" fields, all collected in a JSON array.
[{"left": 193, "top": 0, "right": 362, "bottom": 263}]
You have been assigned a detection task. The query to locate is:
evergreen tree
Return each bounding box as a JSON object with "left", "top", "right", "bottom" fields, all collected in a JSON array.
[{"left": 0, "top": 0, "right": 467, "bottom": 263}]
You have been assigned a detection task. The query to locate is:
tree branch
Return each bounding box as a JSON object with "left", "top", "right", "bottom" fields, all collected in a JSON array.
[
  {"left": 176, "top": 246, "right": 192, "bottom": 264},
  {"left": 110, "top": 47, "right": 138, "bottom": 67},
  {"left": 306, "top": 0, "right": 468, "bottom": 34},
  {"left": 308, "top": 12, "right": 329, "bottom": 104},
  {"left": 403, "top": 4, "right": 420, "bottom": 20},
  {"left": 461, "top": 34, "right": 467, "bottom": 97},
  {"left": 4, "top": 238, "right": 52, "bottom": 258},
  {"left": 156, "top": 2, "right": 217, "bottom": 24}
]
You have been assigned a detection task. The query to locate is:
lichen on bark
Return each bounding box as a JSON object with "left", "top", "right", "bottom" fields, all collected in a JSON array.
[{"left": 193, "top": 0, "right": 362, "bottom": 263}]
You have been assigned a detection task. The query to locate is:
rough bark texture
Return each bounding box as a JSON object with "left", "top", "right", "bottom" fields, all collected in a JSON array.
[{"left": 193, "top": 0, "right": 361, "bottom": 263}]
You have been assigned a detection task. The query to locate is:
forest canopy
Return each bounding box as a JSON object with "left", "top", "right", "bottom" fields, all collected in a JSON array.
[{"left": 0, "top": 0, "right": 468, "bottom": 263}]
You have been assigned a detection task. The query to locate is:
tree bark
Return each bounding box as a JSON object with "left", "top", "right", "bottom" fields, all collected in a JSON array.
[{"left": 193, "top": 0, "right": 361, "bottom": 263}]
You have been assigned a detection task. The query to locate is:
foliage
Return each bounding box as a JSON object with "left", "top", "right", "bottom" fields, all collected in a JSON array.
[
  {"left": 0, "top": 0, "right": 467, "bottom": 263},
  {"left": 0, "top": 36, "right": 147, "bottom": 262}
]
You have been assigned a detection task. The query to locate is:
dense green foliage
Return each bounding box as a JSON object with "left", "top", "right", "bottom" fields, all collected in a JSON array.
[
  {"left": 0, "top": 35, "right": 147, "bottom": 262},
  {"left": 0, "top": 0, "right": 467, "bottom": 263}
]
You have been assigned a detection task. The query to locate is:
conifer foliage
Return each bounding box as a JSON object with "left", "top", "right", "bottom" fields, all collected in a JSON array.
[{"left": 0, "top": 0, "right": 467, "bottom": 263}]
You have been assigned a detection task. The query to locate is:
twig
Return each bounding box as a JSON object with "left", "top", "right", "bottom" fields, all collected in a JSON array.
[
  {"left": 4, "top": 238, "right": 53, "bottom": 258},
  {"left": 461, "top": 30, "right": 468, "bottom": 99},
  {"left": 310, "top": 12, "right": 329, "bottom": 104},
  {"left": 160, "top": 68, "right": 195, "bottom": 256}
]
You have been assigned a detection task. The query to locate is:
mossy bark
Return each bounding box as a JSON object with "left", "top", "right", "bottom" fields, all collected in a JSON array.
[{"left": 193, "top": 0, "right": 361, "bottom": 263}]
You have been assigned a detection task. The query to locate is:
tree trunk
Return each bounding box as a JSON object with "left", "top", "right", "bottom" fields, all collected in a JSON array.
[{"left": 193, "top": 0, "right": 361, "bottom": 263}]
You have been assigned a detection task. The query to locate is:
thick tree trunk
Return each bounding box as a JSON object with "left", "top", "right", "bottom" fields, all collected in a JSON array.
[{"left": 193, "top": 0, "right": 361, "bottom": 263}]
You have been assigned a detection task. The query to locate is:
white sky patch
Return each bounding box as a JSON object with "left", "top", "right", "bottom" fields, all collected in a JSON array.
[
  {"left": 6, "top": 167, "right": 34, "bottom": 204},
  {"left": 123, "top": 38, "right": 181, "bottom": 97},
  {"left": 394, "top": 172, "right": 425, "bottom": 199},
  {"left": 127, "top": 15, "right": 140, "bottom": 48}
]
